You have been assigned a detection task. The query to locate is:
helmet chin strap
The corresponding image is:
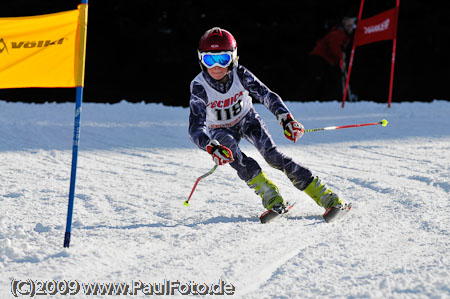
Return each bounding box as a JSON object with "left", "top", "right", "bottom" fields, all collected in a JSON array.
[{"left": 218, "top": 72, "right": 230, "bottom": 83}]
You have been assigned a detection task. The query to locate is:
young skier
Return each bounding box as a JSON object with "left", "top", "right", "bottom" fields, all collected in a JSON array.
[{"left": 189, "top": 27, "right": 348, "bottom": 219}]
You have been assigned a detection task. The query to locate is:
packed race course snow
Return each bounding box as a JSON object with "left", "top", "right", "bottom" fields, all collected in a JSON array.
[{"left": 1, "top": 99, "right": 449, "bottom": 298}]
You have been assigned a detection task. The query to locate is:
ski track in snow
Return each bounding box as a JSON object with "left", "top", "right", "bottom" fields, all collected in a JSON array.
[{"left": 0, "top": 100, "right": 449, "bottom": 298}]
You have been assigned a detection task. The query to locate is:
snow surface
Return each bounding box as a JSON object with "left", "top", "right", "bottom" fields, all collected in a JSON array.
[{"left": 0, "top": 99, "right": 449, "bottom": 298}]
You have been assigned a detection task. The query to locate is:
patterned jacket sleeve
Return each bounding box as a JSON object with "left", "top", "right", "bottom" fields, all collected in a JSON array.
[
  {"left": 189, "top": 80, "right": 210, "bottom": 150},
  {"left": 236, "top": 65, "right": 291, "bottom": 117}
]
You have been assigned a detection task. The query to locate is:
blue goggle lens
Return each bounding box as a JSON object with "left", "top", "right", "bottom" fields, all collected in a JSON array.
[{"left": 202, "top": 53, "right": 232, "bottom": 67}]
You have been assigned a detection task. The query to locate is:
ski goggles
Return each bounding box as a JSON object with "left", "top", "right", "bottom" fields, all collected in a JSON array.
[{"left": 198, "top": 50, "right": 236, "bottom": 68}]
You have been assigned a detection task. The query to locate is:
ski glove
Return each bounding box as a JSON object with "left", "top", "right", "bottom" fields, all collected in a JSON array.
[
  {"left": 278, "top": 113, "right": 304, "bottom": 143},
  {"left": 206, "top": 139, "right": 234, "bottom": 165}
]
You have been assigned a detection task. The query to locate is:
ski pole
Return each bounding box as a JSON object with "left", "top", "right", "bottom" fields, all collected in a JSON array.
[
  {"left": 305, "top": 119, "right": 388, "bottom": 133},
  {"left": 184, "top": 162, "right": 219, "bottom": 206}
]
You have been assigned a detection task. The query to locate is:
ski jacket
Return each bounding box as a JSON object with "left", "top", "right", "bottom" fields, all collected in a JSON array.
[
  {"left": 189, "top": 64, "right": 290, "bottom": 150},
  {"left": 310, "top": 26, "right": 351, "bottom": 67}
]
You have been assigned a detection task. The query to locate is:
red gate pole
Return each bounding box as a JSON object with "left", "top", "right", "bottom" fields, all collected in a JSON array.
[
  {"left": 388, "top": 0, "right": 400, "bottom": 108},
  {"left": 342, "top": 0, "right": 365, "bottom": 108}
]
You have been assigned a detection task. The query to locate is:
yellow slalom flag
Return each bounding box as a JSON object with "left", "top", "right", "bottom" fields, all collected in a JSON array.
[{"left": 0, "top": 4, "right": 88, "bottom": 89}]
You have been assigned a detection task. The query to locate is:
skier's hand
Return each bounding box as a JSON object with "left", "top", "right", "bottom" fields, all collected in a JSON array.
[
  {"left": 278, "top": 113, "right": 304, "bottom": 143},
  {"left": 206, "top": 139, "right": 234, "bottom": 165}
]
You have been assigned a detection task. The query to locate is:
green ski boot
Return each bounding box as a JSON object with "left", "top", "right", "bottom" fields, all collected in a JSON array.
[
  {"left": 305, "top": 177, "right": 351, "bottom": 222},
  {"left": 247, "top": 171, "right": 286, "bottom": 210},
  {"left": 304, "top": 176, "right": 343, "bottom": 209}
]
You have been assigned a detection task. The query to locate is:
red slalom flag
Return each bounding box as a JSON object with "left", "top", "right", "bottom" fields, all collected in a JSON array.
[
  {"left": 354, "top": 7, "right": 398, "bottom": 47},
  {"left": 343, "top": 0, "right": 400, "bottom": 109}
]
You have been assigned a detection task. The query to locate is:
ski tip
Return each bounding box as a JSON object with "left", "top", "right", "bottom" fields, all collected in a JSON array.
[
  {"left": 259, "top": 210, "right": 272, "bottom": 223},
  {"left": 260, "top": 203, "right": 295, "bottom": 224},
  {"left": 323, "top": 202, "right": 352, "bottom": 223}
]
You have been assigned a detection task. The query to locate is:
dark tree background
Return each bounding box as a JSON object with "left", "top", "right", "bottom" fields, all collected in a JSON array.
[{"left": 1, "top": 0, "right": 448, "bottom": 106}]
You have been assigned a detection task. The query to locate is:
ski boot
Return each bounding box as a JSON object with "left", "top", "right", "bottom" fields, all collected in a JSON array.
[
  {"left": 247, "top": 171, "right": 293, "bottom": 223},
  {"left": 304, "top": 176, "right": 351, "bottom": 222},
  {"left": 247, "top": 171, "right": 286, "bottom": 210}
]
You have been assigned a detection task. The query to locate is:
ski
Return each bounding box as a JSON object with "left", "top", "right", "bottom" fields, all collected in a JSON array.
[
  {"left": 260, "top": 202, "right": 352, "bottom": 224},
  {"left": 323, "top": 203, "right": 352, "bottom": 223},
  {"left": 260, "top": 202, "right": 295, "bottom": 223}
]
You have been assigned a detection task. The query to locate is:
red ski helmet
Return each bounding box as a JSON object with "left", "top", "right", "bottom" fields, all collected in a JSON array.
[
  {"left": 198, "top": 27, "right": 238, "bottom": 70},
  {"left": 198, "top": 27, "right": 237, "bottom": 52}
]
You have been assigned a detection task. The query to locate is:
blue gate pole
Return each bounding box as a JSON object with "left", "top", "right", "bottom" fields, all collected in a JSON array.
[
  {"left": 64, "top": 86, "right": 84, "bottom": 248},
  {"left": 64, "top": 0, "right": 88, "bottom": 248}
]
